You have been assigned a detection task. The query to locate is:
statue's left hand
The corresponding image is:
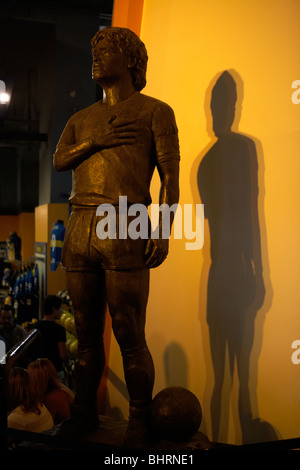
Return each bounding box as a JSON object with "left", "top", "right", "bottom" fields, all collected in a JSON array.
[{"left": 145, "top": 238, "right": 169, "bottom": 268}]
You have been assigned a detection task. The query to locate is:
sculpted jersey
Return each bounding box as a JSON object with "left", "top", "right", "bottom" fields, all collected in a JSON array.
[{"left": 55, "top": 92, "right": 180, "bottom": 207}]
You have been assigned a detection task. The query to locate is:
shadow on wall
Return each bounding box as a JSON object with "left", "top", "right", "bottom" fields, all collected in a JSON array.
[
  {"left": 193, "top": 70, "right": 278, "bottom": 444},
  {"left": 163, "top": 342, "right": 189, "bottom": 388}
]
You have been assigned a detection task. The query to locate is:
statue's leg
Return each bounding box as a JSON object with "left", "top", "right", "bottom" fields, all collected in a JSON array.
[
  {"left": 105, "top": 268, "right": 154, "bottom": 443},
  {"left": 65, "top": 269, "right": 107, "bottom": 428}
]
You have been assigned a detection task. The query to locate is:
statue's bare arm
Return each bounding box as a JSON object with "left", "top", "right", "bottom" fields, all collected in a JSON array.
[{"left": 145, "top": 159, "right": 179, "bottom": 268}]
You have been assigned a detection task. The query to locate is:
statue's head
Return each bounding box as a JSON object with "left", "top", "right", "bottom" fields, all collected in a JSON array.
[{"left": 91, "top": 26, "right": 148, "bottom": 92}]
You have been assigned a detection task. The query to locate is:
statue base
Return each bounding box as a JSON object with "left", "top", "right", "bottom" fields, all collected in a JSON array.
[
  {"left": 9, "top": 414, "right": 212, "bottom": 452},
  {"left": 79, "top": 414, "right": 211, "bottom": 451}
]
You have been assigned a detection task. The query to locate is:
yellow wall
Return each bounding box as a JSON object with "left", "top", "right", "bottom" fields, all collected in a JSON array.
[
  {"left": 0, "top": 213, "right": 35, "bottom": 260},
  {"left": 0, "top": 216, "right": 19, "bottom": 242},
  {"left": 35, "top": 203, "right": 69, "bottom": 295},
  {"left": 108, "top": 0, "right": 300, "bottom": 445},
  {"left": 18, "top": 213, "right": 35, "bottom": 260}
]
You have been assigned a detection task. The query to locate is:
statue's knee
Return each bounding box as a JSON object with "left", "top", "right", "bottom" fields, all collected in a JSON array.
[{"left": 112, "top": 312, "right": 139, "bottom": 348}]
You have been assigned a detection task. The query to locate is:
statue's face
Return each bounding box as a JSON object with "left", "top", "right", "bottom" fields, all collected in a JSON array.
[{"left": 92, "top": 37, "right": 129, "bottom": 84}]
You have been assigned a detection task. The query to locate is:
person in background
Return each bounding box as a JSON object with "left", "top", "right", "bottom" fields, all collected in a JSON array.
[
  {"left": 7, "top": 232, "right": 21, "bottom": 261},
  {"left": 0, "top": 305, "right": 27, "bottom": 351},
  {"left": 35, "top": 295, "right": 68, "bottom": 384},
  {"left": 28, "top": 358, "right": 74, "bottom": 425},
  {"left": 7, "top": 367, "right": 54, "bottom": 432}
]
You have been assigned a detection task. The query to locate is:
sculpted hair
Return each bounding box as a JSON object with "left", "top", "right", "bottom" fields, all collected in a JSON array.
[{"left": 91, "top": 26, "right": 148, "bottom": 92}]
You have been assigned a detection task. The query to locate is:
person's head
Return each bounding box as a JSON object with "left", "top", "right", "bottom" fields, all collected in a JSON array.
[
  {"left": 210, "top": 71, "right": 237, "bottom": 137},
  {"left": 28, "top": 358, "right": 61, "bottom": 400},
  {"left": 42, "top": 295, "right": 62, "bottom": 320},
  {"left": 7, "top": 367, "right": 40, "bottom": 414},
  {"left": 0, "top": 305, "right": 14, "bottom": 331},
  {"left": 91, "top": 26, "right": 148, "bottom": 92}
]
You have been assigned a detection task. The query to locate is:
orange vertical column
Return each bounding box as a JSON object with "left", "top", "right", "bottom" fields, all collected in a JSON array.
[{"left": 112, "top": 0, "right": 144, "bottom": 36}]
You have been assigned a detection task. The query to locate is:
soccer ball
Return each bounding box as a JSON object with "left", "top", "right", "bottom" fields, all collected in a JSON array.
[{"left": 150, "top": 386, "right": 202, "bottom": 442}]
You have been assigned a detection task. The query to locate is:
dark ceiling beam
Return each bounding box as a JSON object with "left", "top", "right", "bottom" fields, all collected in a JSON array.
[{"left": 0, "top": 131, "right": 47, "bottom": 144}]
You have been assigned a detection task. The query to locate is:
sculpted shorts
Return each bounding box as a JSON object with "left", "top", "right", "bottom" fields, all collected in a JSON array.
[{"left": 62, "top": 206, "right": 149, "bottom": 272}]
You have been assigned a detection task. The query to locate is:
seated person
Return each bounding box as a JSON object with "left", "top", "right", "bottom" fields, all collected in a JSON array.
[
  {"left": 28, "top": 358, "right": 74, "bottom": 424},
  {"left": 7, "top": 367, "right": 54, "bottom": 433},
  {"left": 35, "top": 295, "right": 68, "bottom": 384}
]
